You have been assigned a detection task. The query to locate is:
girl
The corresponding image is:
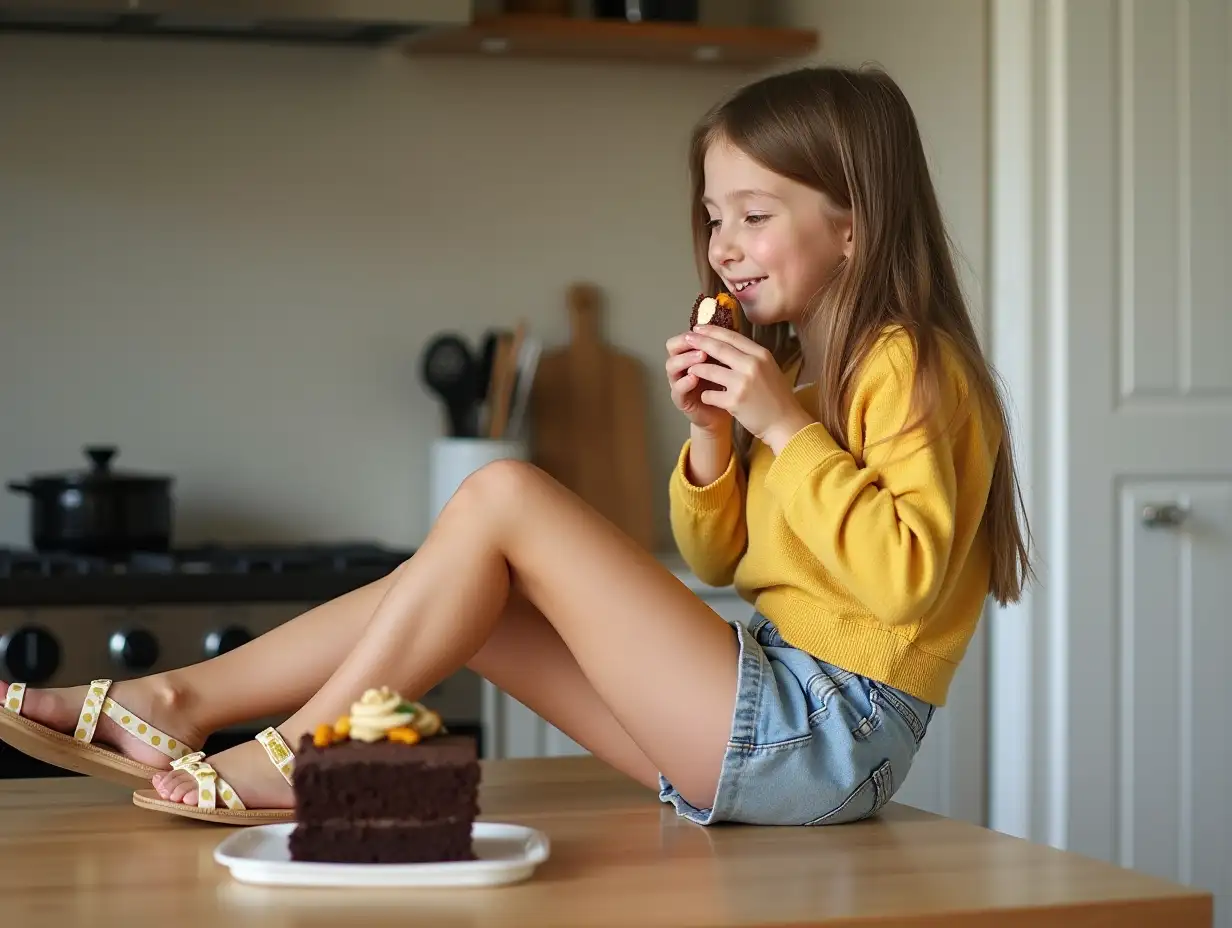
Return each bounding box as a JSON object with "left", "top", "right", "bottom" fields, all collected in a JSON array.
[{"left": 0, "top": 65, "right": 1030, "bottom": 827}]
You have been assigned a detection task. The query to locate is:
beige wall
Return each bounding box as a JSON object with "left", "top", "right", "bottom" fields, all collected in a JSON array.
[
  {"left": 795, "top": 0, "right": 989, "bottom": 336},
  {"left": 0, "top": 1, "right": 986, "bottom": 552}
]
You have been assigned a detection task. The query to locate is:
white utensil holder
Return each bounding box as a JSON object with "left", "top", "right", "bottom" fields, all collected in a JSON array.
[{"left": 428, "top": 438, "right": 528, "bottom": 525}]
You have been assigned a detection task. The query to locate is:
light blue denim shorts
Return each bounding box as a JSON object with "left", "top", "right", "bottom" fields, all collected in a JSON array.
[{"left": 658, "top": 612, "right": 936, "bottom": 826}]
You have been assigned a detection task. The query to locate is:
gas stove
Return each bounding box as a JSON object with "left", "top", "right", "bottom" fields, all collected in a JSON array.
[
  {"left": 0, "top": 542, "right": 486, "bottom": 777},
  {"left": 0, "top": 542, "right": 414, "bottom": 576},
  {"left": 0, "top": 542, "right": 416, "bottom": 606}
]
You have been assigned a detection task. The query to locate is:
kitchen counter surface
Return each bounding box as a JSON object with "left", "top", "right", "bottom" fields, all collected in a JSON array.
[{"left": 0, "top": 757, "right": 1211, "bottom": 927}]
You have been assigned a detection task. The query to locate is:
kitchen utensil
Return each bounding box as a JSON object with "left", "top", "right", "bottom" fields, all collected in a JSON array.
[
  {"left": 505, "top": 336, "right": 543, "bottom": 442},
  {"left": 475, "top": 329, "right": 503, "bottom": 405},
  {"left": 529, "top": 283, "right": 656, "bottom": 551},
  {"left": 420, "top": 333, "right": 481, "bottom": 438},
  {"left": 487, "top": 321, "right": 527, "bottom": 440},
  {"left": 6, "top": 446, "right": 174, "bottom": 556}
]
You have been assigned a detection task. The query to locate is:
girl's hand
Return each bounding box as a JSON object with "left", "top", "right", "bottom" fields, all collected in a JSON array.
[
  {"left": 665, "top": 332, "right": 731, "bottom": 433},
  {"left": 684, "top": 325, "right": 815, "bottom": 453}
]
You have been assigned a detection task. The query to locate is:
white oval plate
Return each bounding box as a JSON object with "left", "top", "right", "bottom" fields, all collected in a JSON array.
[{"left": 213, "top": 822, "right": 551, "bottom": 888}]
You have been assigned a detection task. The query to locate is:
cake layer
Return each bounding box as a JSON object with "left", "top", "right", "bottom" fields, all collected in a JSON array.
[
  {"left": 293, "top": 734, "right": 480, "bottom": 824},
  {"left": 289, "top": 819, "right": 475, "bottom": 864}
]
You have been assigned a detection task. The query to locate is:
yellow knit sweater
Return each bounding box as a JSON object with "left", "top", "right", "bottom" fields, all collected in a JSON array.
[{"left": 668, "top": 328, "right": 1001, "bottom": 706}]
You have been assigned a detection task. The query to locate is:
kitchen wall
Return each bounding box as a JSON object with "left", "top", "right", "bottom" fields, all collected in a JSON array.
[{"left": 0, "top": 0, "right": 987, "bottom": 552}]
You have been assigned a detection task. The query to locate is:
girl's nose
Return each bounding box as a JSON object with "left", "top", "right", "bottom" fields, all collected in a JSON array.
[{"left": 709, "top": 227, "right": 741, "bottom": 265}]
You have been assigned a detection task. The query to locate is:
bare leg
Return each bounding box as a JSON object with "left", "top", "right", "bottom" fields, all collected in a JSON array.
[
  {"left": 466, "top": 594, "right": 662, "bottom": 789},
  {"left": 0, "top": 563, "right": 409, "bottom": 770},
  {"left": 158, "top": 462, "right": 737, "bottom": 810},
  {"left": 157, "top": 589, "right": 666, "bottom": 809}
]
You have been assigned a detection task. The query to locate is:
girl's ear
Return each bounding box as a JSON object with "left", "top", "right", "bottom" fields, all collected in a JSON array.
[{"left": 840, "top": 212, "right": 855, "bottom": 260}]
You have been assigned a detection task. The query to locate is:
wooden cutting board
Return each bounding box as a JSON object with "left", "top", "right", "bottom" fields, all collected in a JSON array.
[{"left": 529, "top": 283, "right": 656, "bottom": 551}]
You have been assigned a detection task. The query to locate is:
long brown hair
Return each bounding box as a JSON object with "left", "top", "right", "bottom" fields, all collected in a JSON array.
[{"left": 688, "top": 65, "right": 1032, "bottom": 606}]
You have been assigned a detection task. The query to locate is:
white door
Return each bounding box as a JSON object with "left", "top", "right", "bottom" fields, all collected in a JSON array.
[{"left": 991, "top": 0, "right": 1232, "bottom": 921}]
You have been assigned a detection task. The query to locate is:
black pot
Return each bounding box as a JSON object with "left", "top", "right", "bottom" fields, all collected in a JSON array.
[{"left": 6, "top": 446, "right": 174, "bottom": 556}]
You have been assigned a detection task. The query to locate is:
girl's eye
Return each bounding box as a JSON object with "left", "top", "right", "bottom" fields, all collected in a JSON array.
[
  {"left": 705, "top": 218, "right": 721, "bottom": 232},
  {"left": 745, "top": 213, "right": 769, "bottom": 225}
]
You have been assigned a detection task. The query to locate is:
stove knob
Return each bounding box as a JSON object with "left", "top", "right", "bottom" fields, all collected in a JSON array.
[
  {"left": 0, "top": 625, "right": 61, "bottom": 685},
  {"left": 204, "top": 626, "right": 251, "bottom": 658},
  {"left": 109, "top": 629, "right": 160, "bottom": 672}
]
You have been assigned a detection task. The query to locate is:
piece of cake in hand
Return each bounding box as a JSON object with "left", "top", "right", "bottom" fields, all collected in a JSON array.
[
  {"left": 688, "top": 291, "right": 741, "bottom": 394},
  {"left": 689, "top": 290, "right": 740, "bottom": 332},
  {"left": 288, "top": 687, "right": 480, "bottom": 865}
]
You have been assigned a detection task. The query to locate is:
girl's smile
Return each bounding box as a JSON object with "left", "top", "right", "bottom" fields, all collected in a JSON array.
[{"left": 726, "top": 276, "right": 767, "bottom": 299}]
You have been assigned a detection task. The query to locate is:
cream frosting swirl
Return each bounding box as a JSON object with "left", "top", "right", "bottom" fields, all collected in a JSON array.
[
  {"left": 348, "top": 687, "right": 414, "bottom": 743},
  {"left": 409, "top": 703, "right": 443, "bottom": 737}
]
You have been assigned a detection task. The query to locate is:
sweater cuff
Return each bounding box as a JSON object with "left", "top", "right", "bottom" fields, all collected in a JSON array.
[
  {"left": 764, "top": 422, "right": 845, "bottom": 504},
  {"left": 671, "top": 438, "right": 740, "bottom": 513}
]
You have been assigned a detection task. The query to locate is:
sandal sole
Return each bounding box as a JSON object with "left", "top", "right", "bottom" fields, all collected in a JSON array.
[
  {"left": 0, "top": 710, "right": 162, "bottom": 790},
  {"left": 132, "top": 789, "right": 295, "bottom": 826}
]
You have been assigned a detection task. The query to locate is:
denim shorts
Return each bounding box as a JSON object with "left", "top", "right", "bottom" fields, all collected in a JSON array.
[{"left": 658, "top": 613, "right": 936, "bottom": 826}]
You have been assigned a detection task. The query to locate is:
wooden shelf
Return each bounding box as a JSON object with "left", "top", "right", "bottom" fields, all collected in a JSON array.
[{"left": 400, "top": 14, "right": 820, "bottom": 68}]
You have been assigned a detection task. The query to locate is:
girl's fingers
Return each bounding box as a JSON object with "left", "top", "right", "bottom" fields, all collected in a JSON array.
[
  {"left": 688, "top": 363, "right": 737, "bottom": 388},
  {"left": 671, "top": 373, "right": 700, "bottom": 402},
  {"left": 666, "top": 350, "right": 706, "bottom": 377},
  {"left": 685, "top": 333, "right": 752, "bottom": 371},
  {"left": 691, "top": 324, "right": 764, "bottom": 354},
  {"left": 665, "top": 333, "right": 695, "bottom": 355}
]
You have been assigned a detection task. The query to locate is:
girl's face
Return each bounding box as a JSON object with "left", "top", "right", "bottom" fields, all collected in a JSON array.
[{"left": 702, "top": 138, "right": 852, "bottom": 328}]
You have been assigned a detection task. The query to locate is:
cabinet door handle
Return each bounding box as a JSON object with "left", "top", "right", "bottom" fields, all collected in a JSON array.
[{"left": 1141, "top": 503, "right": 1189, "bottom": 528}]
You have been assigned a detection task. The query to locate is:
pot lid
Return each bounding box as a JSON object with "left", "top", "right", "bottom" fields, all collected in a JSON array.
[{"left": 23, "top": 446, "right": 173, "bottom": 486}]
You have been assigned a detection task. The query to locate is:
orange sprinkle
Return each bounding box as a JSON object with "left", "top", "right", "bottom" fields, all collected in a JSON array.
[
  {"left": 386, "top": 727, "right": 421, "bottom": 745},
  {"left": 333, "top": 716, "right": 351, "bottom": 738},
  {"left": 313, "top": 724, "right": 334, "bottom": 748},
  {"left": 716, "top": 292, "right": 738, "bottom": 311}
]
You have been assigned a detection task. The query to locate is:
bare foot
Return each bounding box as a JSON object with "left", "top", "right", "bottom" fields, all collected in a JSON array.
[
  {"left": 152, "top": 737, "right": 294, "bottom": 809},
  {"left": 1, "top": 678, "right": 207, "bottom": 770}
]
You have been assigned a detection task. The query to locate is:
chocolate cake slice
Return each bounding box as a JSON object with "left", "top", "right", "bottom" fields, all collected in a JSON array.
[
  {"left": 689, "top": 291, "right": 740, "bottom": 331},
  {"left": 288, "top": 688, "right": 480, "bottom": 865},
  {"left": 688, "top": 291, "right": 741, "bottom": 394}
]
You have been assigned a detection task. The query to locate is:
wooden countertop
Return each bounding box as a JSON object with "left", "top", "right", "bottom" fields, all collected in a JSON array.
[{"left": 0, "top": 757, "right": 1211, "bottom": 927}]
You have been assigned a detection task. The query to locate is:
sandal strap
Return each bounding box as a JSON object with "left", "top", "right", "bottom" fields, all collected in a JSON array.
[
  {"left": 167, "top": 725, "right": 296, "bottom": 812},
  {"left": 4, "top": 683, "right": 25, "bottom": 715},
  {"left": 72, "top": 679, "right": 191, "bottom": 761},
  {"left": 73, "top": 680, "right": 111, "bottom": 745},
  {"left": 255, "top": 727, "right": 295, "bottom": 785},
  {"left": 171, "top": 752, "right": 247, "bottom": 812}
]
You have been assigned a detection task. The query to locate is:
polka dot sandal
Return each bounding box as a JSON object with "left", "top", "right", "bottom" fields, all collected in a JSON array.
[
  {"left": 131, "top": 726, "right": 296, "bottom": 826},
  {"left": 0, "top": 679, "right": 197, "bottom": 790}
]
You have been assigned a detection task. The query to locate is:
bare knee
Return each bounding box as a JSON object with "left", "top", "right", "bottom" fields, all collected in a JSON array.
[
  {"left": 444, "top": 459, "right": 542, "bottom": 524},
  {"left": 460, "top": 458, "right": 540, "bottom": 500}
]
